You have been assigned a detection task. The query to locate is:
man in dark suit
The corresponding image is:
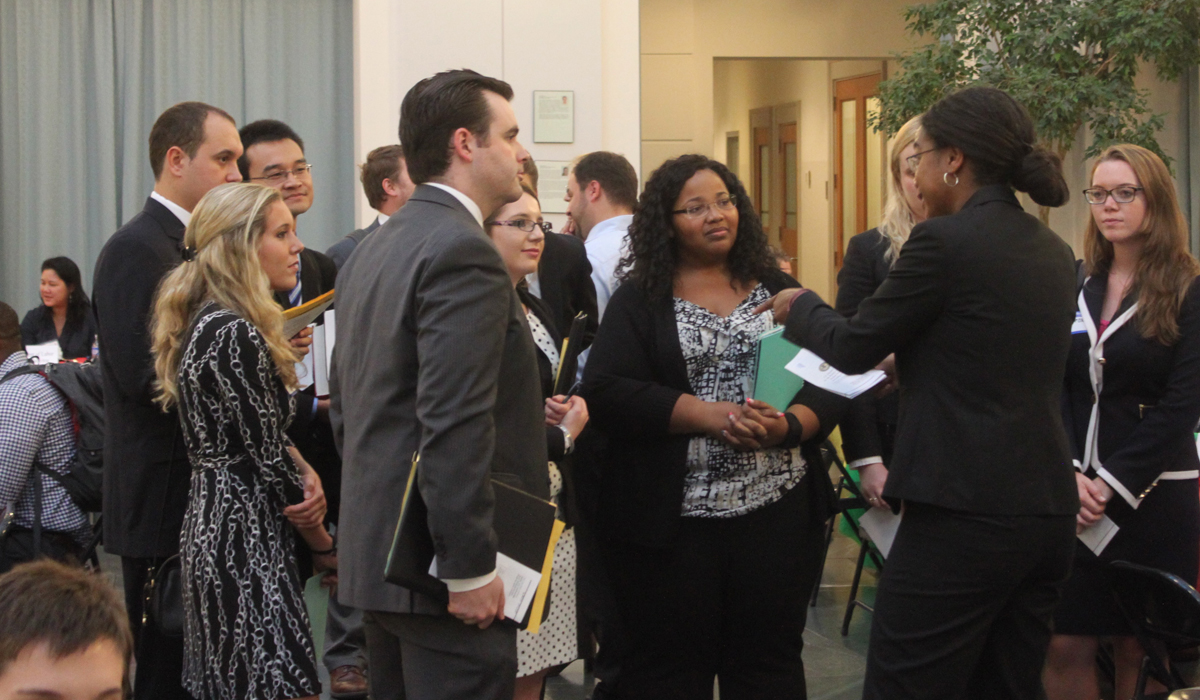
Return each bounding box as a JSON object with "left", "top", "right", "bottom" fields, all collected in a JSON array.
[
  {"left": 330, "top": 69, "right": 548, "bottom": 700},
  {"left": 92, "top": 101, "right": 243, "bottom": 700},
  {"left": 238, "top": 119, "right": 367, "bottom": 698},
  {"left": 327, "top": 144, "right": 416, "bottom": 271}
]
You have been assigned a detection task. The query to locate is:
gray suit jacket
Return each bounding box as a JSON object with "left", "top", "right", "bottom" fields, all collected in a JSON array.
[{"left": 330, "top": 184, "right": 549, "bottom": 615}]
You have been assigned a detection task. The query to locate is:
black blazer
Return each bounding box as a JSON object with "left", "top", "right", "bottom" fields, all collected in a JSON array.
[
  {"left": 1063, "top": 274, "right": 1200, "bottom": 508},
  {"left": 785, "top": 185, "right": 1079, "bottom": 516},
  {"left": 835, "top": 228, "right": 900, "bottom": 465},
  {"left": 20, "top": 305, "right": 98, "bottom": 360},
  {"left": 275, "top": 248, "right": 337, "bottom": 439},
  {"left": 582, "top": 269, "right": 847, "bottom": 547},
  {"left": 537, "top": 232, "right": 599, "bottom": 348},
  {"left": 93, "top": 197, "right": 191, "bottom": 557}
]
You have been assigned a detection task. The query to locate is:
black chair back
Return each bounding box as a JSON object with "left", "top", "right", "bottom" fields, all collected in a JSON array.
[{"left": 1110, "top": 560, "right": 1200, "bottom": 696}]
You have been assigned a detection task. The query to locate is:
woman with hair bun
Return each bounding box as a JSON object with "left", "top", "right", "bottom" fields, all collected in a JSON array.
[
  {"left": 20, "top": 256, "right": 97, "bottom": 359},
  {"left": 760, "top": 86, "right": 1080, "bottom": 699},
  {"left": 1044, "top": 144, "right": 1200, "bottom": 700},
  {"left": 151, "top": 182, "right": 331, "bottom": 700}
]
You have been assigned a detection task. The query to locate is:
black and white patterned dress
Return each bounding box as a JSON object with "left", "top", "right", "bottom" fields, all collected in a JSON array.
[
  {"left": 675, "top": 284, "right": 807, "bottom": 518},
  {"left": 176, "top": 305, "right": 320, "bottom": 700}
]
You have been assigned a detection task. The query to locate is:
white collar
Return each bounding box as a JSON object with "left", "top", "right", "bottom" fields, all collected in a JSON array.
[
  {"left": 376, "top": 212, "right": 390, "bottom": 226},
  {"left": 426, "top": 183, "right": 484, "bottom": 228},
  {"left": 150, "top": 191, "right": 191, "bottom": 226},
  {"left": 586, "top": 214, "right": 633, "bottom": 243}
]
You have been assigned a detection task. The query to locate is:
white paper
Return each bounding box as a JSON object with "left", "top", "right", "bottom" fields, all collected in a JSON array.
[
  {"left": 293, "top": 323, "right": 316, "bottom": 391},
  {"left": 1077, "top": 515, "right": 1119, "bottom": 555},
  {"left": 784, "top": 349, "right": 886, "bottom": 398},
  {"left": 25, "top": 341, "right": 62, "bottom": 364},
  {"left": 312, "top": 324, "right": 328, "bottom": 398},
  {"left": 858, "top": 507, "right": 901, "bottom": 558},
  {"left": 323, "top": 310, "right": 336, "bottom": 373},
  {"left": 427, "top": 553, "right": 543, "bottom": 623}
]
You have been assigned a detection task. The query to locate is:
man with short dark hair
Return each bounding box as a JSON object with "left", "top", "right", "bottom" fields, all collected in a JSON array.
[
  {"left": 332, "top": 69, "right": 546, "bottom": 700},
  {"left": 327, "top": 144, "right": 416, "bottom": 270},
  {"left": 0, "top": 559, "right": 132, "bottom": 700},
  {"left": 239, "top": 118, "right": 364, "bottom": 697},
  {"left": 564, "top": 152, "right": 638, "bottom": 321},
  {"left": 92, "top": 100, "right": 243, "bottom": 700},
  {"left": 0, "top": 302, "right": 90, "bottom": 573}
]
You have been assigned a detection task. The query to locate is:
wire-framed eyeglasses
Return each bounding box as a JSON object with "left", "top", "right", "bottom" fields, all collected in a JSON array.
[
  {"left": 672, "top": 195, "right": 737, "bottom": 219},
  {"left": 251, "top": 164, "right": 314, "bottom": 185}
]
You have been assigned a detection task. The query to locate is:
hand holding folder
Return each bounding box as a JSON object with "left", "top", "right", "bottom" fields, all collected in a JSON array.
[{"left": 385, "top": 455, "right": 564, "bottom": 632}]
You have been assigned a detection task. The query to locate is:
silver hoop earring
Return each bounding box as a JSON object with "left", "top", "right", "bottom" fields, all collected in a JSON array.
[{"left": 943, "top": 172, "right": 959, "bottom": 187}]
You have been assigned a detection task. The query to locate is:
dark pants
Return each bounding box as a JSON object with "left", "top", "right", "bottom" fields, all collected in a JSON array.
[
  {"left": 862, "top": 502, "right": 1076, "bottom": 700},
  {"left": 363, "top": 610, "right": 516, "bottom": 700},
  {"left": 0, "top": 528, "right": 83, "bottom": 573},
  {"left": 121, "top": 556, "right": 191, "bottom": 700},
  {"left": 604, "top": 482, "right": 825, "bottom": 700}
]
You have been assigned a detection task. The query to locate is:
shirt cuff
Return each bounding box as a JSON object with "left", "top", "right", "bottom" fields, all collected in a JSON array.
[
  {"left": 1072, "top": 459, "right": 1083, "bottom": 472},
  {"left": 442, "top": 570, "right": 497, "bottom": 593},
  {"left": 848, "top": 457, "right": 883, "bottom": 469}
]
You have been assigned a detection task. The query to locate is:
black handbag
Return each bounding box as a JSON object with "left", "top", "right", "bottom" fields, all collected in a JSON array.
[
  {"left": 141, "top": 430, "right": 184, "bottom": 638},
  {"left": 143, "top": 553, "right": 183, "bottom": 637}
]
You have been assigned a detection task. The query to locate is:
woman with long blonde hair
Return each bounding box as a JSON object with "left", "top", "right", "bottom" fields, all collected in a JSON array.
[
  {"left": 834, "top": 114, "right": 925, "bottom": 506},
  {"left": 1045, "top": 144, "right": 1200, "bottom": 700},
  {"left": 151, "top": 182, "right": 332, "bottom": 700}
]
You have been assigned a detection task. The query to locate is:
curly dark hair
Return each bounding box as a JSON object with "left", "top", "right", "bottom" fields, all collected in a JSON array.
[{"left": 618, "top": 154, "right": 776, "bottom": 301}]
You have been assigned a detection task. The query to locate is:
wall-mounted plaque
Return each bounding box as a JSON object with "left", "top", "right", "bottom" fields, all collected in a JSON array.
[{"left": 533, "top": 91, "right": 574, "bottom": 144}]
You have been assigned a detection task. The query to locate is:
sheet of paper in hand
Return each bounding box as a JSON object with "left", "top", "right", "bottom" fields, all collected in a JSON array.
[{"left": 785, "top": 349, "right": 886, "bottom": 399}]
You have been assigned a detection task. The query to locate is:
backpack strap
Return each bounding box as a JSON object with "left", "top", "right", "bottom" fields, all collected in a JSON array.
[{"left": 0, "top": 365, "right": 39, "bottom": 385}]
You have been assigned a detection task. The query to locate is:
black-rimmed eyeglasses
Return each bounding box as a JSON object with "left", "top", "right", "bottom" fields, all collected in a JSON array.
[
  {"left": 487, "top": 218, "right": 553, "bottom": 234},
  {"left": 1082, "top": 186, "right": 1143, "bottom": 205}
]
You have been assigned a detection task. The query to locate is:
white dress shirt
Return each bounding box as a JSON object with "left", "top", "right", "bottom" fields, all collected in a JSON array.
[
  {"left": 584, "top": 214, "right": 632, "bottom": 321},
  {"left": 150, "top": 190, "right": 191, "bottom": 226}
]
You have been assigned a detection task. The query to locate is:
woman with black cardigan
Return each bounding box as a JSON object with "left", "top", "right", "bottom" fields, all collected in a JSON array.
[
  {"left": 582, "top": 155, "right": 846, "bottom": 699},
  {"left": 484, "top": 184, "right": 589, "bottom": 700},
  {"left": 836, "top": 115, "right": 924, "bottom": 505},
  {"left": 20, "top": 256, "right": 97, "bottom": 360}
]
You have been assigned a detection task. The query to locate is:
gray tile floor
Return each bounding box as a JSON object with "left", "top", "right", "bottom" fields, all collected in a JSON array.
[{"left": 104, "top": 514, "right": 878, "bottom": 700}]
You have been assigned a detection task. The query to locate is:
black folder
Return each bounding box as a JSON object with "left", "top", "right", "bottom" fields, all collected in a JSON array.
[
  {"left": 384, "top": 455, "right": 560, "bottom": 630},
  {"left": 553, "top": 311, "right": 590, "bottom": 396}
]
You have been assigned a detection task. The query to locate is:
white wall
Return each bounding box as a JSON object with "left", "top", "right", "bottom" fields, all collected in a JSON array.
[{"left": 353, "top": 0, "right": 641, "bottom": 230}]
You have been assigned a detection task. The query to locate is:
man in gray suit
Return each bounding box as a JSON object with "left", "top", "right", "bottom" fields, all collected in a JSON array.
[{"left": 330, "top": 69, "right": 548, "bottom": 700}]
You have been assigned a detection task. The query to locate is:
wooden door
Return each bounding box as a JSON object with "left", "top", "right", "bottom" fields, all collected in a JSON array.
[
  {"left": 833, "top": 73, "right": 884, "bottom": 268},
  {"left": 752, "top": 126, "right": 771, "bottom": 229},
  {"left": 778, "top": 122, "right": 798, "bottom": 262}
]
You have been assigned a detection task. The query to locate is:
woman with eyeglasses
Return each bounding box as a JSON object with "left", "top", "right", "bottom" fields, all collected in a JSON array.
[
  {"left": 760, "top": 87, "right": 1079, "bottom": 700},
  {"left": 1043, "top": 145, "right": 1200, "bottom": 700},
  {"left": 835, "top": 114, "right": 925, "bottom": 508},
  {"left": 484, "top": 183, "right": 589, "bottom": 700},
  {"left": 581, "top": 154, "right": 847, "bottom": 698}
]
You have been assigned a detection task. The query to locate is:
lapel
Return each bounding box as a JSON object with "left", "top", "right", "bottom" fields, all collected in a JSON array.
[{"left": 1078, "top": 272, "right": 1140, "bottom": 473}]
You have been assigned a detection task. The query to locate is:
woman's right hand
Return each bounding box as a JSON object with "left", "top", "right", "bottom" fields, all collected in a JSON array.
[
  {"left": 858, "top": 462, "right": 889, "bottom": 508},
  {"left": 1076, "top": 471, "right": 1108, "bottom": 530},
  {"left": 550, "top": 395, "right": 590, "bottom": 439}
]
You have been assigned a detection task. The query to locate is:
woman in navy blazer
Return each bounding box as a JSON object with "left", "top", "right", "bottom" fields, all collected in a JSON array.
[
  {"left": 1044, "top": 145, "right": 1200, "bottom": 700},
  {"left": 761, "top": 87, "right": 1079, "bottom": 700}
]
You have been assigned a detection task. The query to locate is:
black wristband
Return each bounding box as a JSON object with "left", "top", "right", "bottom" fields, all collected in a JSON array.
[{"left": 779, "top": 411, "right": 805, "bottom": 449}]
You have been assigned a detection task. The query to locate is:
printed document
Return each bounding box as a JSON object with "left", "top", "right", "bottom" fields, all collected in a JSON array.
[{"left": 785, "top": 349, "right": 886, "bottom": 398}]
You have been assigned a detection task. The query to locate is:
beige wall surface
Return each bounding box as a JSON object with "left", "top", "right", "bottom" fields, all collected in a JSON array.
[{"left": 353, "top": 0, "right": 641, "bottom": 229}]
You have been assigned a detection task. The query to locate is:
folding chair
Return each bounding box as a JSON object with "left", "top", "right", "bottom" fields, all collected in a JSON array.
[
  {"left": 832, "top": 455, "right": 885, "bottom": 636},
  {"left": 1110, "top": 560, "right": 1200, "bottom": 699}
]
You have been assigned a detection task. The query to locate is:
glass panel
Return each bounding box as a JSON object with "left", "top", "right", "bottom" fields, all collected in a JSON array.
[
  {"left": 841, "top": 99, "right": 857, "bottom": 249},
  {"left": 726, "top": 135, "right": 740, "bottom": 176},
  {"left": 866, "top": 97, "right": 883, "bottom": 229},
  {"left": 759, "top": 144, "right": 770, "bottom": 227},
  {"left": 785, "top": 141, "right": 798, "bottom": 231}
]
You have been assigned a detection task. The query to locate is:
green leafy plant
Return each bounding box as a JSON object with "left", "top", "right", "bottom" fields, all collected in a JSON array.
[{"left": 872, "top": 0, "right": 1200, "bottom": 169}]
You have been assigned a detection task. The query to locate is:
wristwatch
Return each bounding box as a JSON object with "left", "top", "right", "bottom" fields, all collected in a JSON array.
[{"left": 557, "top": 425, "right": 575, "bottom": 455}]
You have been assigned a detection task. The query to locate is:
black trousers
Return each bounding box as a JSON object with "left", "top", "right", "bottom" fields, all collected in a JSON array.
[
  {"left": 862, "top": 503, "right": 1075, "bottom": 700},
  {"left": 121, "top": 556, "right": 192, "bottom": 700},
  {"left": 604, "top": 482, "right": 825, "bottom": 700},
  {"left": 0, "top": 528, "right": 83, "bottom": 574}
]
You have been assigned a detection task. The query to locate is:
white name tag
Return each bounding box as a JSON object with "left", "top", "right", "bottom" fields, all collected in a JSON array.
[{"left": 1071, "top": 311, "right": 1086, "bottom": 334}]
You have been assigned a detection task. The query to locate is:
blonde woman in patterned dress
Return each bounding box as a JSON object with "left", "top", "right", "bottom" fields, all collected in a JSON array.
[
  {"left": 485, "top": 184, "right": 590, "bottom": 700},
  {"left": 150, "top": 182, "right": 333, "bottom": 700}
]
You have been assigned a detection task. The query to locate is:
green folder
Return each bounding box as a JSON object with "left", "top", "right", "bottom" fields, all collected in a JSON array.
[{"left": 753, "top": 327, "right": 805, "bottom": 411}]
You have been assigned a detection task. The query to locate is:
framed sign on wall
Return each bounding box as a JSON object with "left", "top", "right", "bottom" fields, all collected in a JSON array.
[{"left": 533, "top": 91, "right": 574, "bottom": 143}]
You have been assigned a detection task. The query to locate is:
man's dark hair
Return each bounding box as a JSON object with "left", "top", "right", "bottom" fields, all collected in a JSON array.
[
  {"left": 399, "top": 70, "right": 514, "bottom": 184},
  {"left": 361, "top": 144, "right": 405, "bottom": 210},
  {"left": 237, "top": 119, "right": 306, "bottom": 180},
  {"left": 0, "top": 560, "right": 132, "bottom": 681},
  {"left": 522, "top": 158, "right": 540, "bottom": 195},
  {"left": 921, "top": 86, "right": 1069, "bottom": 207},
  {"left": 572, "top": 152, "right": 639, "bottom": 210},
  {"left": 148, "top": 101, "right": 236, "bottom": 180},
  {"left": 0, "top": 301, "right": 20, "bottom": 355}
]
